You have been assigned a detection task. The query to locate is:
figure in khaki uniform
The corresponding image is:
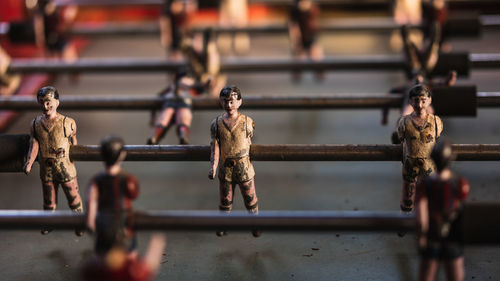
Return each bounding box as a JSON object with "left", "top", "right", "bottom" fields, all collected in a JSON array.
[
  {"left": 397, "top": 84, "right": 443, "bottom": 214},
  {"left": 209, "top": 86, "right": 260, "bottom": 237},
  {"left": 24, "top": 86, "right": 83, "bottom": 236}
]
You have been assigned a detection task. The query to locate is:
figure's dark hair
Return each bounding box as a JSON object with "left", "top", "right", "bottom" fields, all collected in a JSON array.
[
  {"left": 431, "top": 138, "right": 454, "bottom": 172},
  {"left": 37, "top": 86, "right": 59, "bottom": 100},
  {"left": 219, "top": 86, "right": 242, "bottom": 100},
  {"left": 408, "top": 84, "right": 432, "bottom": 99},
  {"left": 100, "top": 135, "right": 125, "bottom": 167}
]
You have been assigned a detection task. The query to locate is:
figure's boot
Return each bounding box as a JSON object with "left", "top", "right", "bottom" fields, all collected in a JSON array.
[
  {"left": 177, "top": 124, "right": 190, "bottom": 145},
  {"left": 147, "top": 125, "right": 169, "bottom": 145}
]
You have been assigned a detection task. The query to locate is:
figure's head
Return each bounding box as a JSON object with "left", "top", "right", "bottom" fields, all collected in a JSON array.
[
  {"left": 219, "top": 86, "right": 242, "bottom": 114},
  {"left": 295, "top": 0, "right": 312, "bottom": 10},
  {"left": 37, "top": 86, "right": 59, "bottom": 116},
  {"left": 408, "top": 84, "right": 432, "bottom": 113},
  {"left": 431, "top": 138, "right": 454, "bottom": 172},
  {"left": 100, "top": 135, "right": 126, "bottom": 167}
]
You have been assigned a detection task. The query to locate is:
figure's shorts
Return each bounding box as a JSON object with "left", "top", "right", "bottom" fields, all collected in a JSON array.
[
  {"left": 162, "top": 96, "right": 192, "bottom": 109},
  {"left": 419, "top": 241, "right": 464, "bottom": 260},
  {"left": 402, "top": 157, "right": 435, "bottom": 183},
  {"left": 95, "top": 212, "right": 137, "bottom": 255},
  {"left": 39, "top": 157, "right": 77, "bottom": 183},
  {"left": 218, "top": 156, "right": 255, "bottom": 183}
]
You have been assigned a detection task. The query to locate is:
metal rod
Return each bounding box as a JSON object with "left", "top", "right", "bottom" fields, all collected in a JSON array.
[
  {"left": 7, "top": 53, "right": 497, "bottom": 74},
  {"left": 68, "top": 144, "right": 500, "bottom": 162},
  {"left": 52, "top": 0, "right": 500, "bottom": 10},
  {"left": 0, "top": 210, "right": 414, "bottom": 232},
  {"left": 71, "top": 15, "right": 500, "bottom": 37},
  {"left": 1, "top": 204, "right": 497, "bottom": 243},
  {"left": 68, "top": 19, "right": 431, "bottom": 37},
  {"left": 1, "top": 92, "right": 498, "bottom": 111}
]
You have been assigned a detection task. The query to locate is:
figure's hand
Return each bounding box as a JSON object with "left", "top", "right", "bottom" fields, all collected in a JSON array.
[
  {"left": 418, "top": 235, "right": 427, "bottom": 249},
  {"left": 23, "top": 162, "right": 32, "bottom": 175},
  {"left": 208, "top": 168, "right": 215, "bottom": 180}
]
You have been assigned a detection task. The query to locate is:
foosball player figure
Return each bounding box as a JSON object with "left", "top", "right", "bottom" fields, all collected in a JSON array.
[
  {"left": 33, "top": 0, "right": 78, "bottom": 61},
  {"left": 0, "top": 46, "right": 21, "bottom": 96},
  {"left": 209, "top": 86, "right": 260, "bottom": 237},
  {"left": 416, "top": 138, "right": 469, "bottom": 281},
  {"left": 182, "top": 28, "right": 226, "bottom": 96},
  {"left": 401, "top": 22, "right": 441, "bottom": 81},
  {"left": 288, "top": 0, "right": 324, "bottom": 82},
  {"left": 23, "top": 86, "right": 84, "bottom": 236},
  {"left": 397, "top": 84, "right": 443, "bottom": 214},
  {"left": 147, "top": 70, "right": 202, "bottom": 145},
  {"left": 86, "top": 136, "right": 140, "bottom": 258},
  {"left": 160, "top": 0, "right": 196, "bottom": 60},
  {"left": 82, "top": 234, "right": 166, "bottom": 281}
]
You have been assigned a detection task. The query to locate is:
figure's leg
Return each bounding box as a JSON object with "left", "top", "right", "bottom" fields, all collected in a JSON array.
[
  {"left": 217, "top": 180, "right": 234, "bottom": 236},
  {"left": 176, "top": 108, "right": 192, "bottom": 144},
  {"left": 443, "top": 257, "right": 465, "bottom": 281},
  {"left": 41, "top": 181, "right": 57, "bottom": 234},
  {"left": 401, "top": 25, "right": 422, "bottom": 77},
  {"left": 418, "top": 258, "right": 440, "bottom": 281},
  {"left": 148, "top": 107, "right": 175, "bottom": 144},
  {"left": 61, "top": 178, "right": 84, "bottom": 236},
  {"left": 401, "top": 180, "right": 417, "bottom": 212},
  {"left": 239, "top": 178, "right": 260, "bottom": 237},
  {"left": 310, "top": 43, "right": 325, "bottom": 82},
  {"left": 423, "top": 22, "right": 442, "bottom": 75}
]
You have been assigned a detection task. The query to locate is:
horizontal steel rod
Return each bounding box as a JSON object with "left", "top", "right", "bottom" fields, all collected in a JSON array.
[
  {"left": 7, "top": 53, "right": 496, "bottom": 74},
  {"left": 1, "top": 93, "right": 498, "bottom": 110},
  {"left": 69, "top": 144, "right": 500, "bottom": 161},
  {"left": 0, "top": 203, "right": 498, "bottom": 244},
  {"left": 70, "top": 16, "right": 495, "bottom": 36},
  {"left": 52, "top": 0, "right": 500, "bottom": 10},
  {"left": 0, "top": 210, "right": 415, "bottom": 232}
]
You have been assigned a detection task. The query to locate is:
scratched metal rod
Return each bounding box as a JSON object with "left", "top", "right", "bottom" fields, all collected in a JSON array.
[
  {"left": 7, "top": 53, "right": 499, "bottom": 73},
  {"left": 68, "top": 144, "right": 500, "bottom": 162},
  {"left": 0, "top": 210, "right": 414, "bottom": 232},
  {"left": 1, "top": 93, "right": 499, "bottom": 110}
]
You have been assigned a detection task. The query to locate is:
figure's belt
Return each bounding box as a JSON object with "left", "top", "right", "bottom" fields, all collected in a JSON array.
[{"left": 222, "top": 155, "right": 249, "bottom": 168}]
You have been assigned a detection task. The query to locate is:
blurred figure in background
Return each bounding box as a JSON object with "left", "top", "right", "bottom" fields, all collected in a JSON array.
[
  {"left": 288, "top": 0, "right": 324, "bottom": 82},
  {"left": 147, "top": 69, "right": 207, "bottom": 145},
  {"left": 160, "top": 0, "right": 197, "bottom": 60},
  {"left": 182, "top": 28, "right": 226, "bottom": 96},
  {"left": 87, "top": 136, "right": 140, "bottom": 258},
  {"left": 33, "top": 0, "right": 78, "bottom": 61},
  {"left": 0, "top": 46, "right": 21, "bottom": 96},
  {"left": 416, "top": 138, "right": 468, "bottom": 281},
  {"left": 218, "top": 0, "right": 250, "bottom": 55}
]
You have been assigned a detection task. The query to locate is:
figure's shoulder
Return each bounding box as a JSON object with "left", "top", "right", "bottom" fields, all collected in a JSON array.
[
  {"left": 397, "top": 115, "right": 410, "bottom": 126},
  {"left": 241, "top": 114, "right": 254, "bottom": 123}
]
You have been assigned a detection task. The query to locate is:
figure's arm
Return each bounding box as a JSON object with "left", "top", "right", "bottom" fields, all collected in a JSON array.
[
  {"left": 33, "top": 12, "right": 45, "bottom": 49},
  {"left": 436, "top": 116, "right": 443, "bottom": 138},
  {"left": 396, "top": 117, "right": 406, "bottom": 143},
  {"left": 126, "top": 175, "right": 140, "bottom": 200},
  {"left": 86, "top": 181, "right": 98, "bottom": 233},
  {"left": 416, "top": 195, "right": 429, "bottom": 249},
  {"left": 424, "top": 22, "right": 442, "bottom": 74},
  {"left": 206, "top": 41, "right": 220, "bottom": 76},
  {"left": 209, "top": 120, "right": 219, "bottom": 179},
  {"left": 143, "top": 234, "right": 167, "bottom": 275},
  {"left": 24, "top": 122, "right": 39, "bottom": 174},
  {"left": 288, "top": 22, "right": 300, "bottom": 52},
  {"left": 70, "top": 119, "right": 78, "bottom": 145},
  {"left": 159, "top": 15, "right": 171, "bottom": 49}
]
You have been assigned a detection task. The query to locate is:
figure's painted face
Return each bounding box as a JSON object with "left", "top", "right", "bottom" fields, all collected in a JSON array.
[
  {"left": 220, "top": 92, "right": 241, "bottom": 114},
  {"left": 409, "top": 95, "right": 431, "bottom": 113},
  {"left": 37, "top": 94, "right": 59, "bottom": 116}
]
